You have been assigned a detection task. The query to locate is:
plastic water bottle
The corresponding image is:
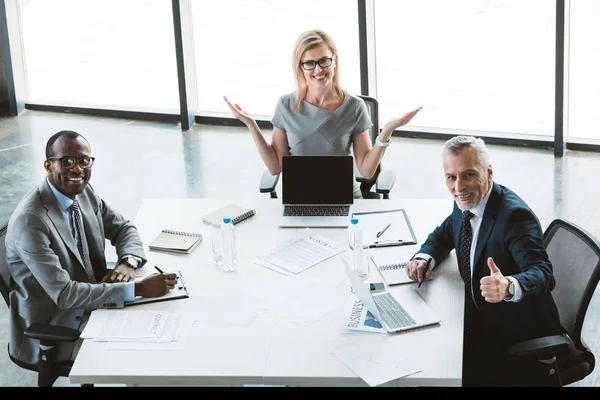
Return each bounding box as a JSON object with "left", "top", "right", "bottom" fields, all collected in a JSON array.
[
  {"left": 348, "top": 217, "right": 369, "bottom": 292},
  {"left": 221, "top": 217, "right": 237, "bottom": 272}
]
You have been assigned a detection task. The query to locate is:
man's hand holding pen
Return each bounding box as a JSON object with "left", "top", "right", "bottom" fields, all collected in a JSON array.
[
  {"left": 406, "top": 257, "right": 433, "bottom": 286},
  {"left": 134, "top": 266, "right": 178, "bottom": 297}
]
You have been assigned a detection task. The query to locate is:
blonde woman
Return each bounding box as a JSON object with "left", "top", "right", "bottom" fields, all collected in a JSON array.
[{"left": 224, "top": 29, "right": 421, "bottom": 198}]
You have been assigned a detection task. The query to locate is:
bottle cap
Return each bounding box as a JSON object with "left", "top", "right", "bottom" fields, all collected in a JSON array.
[
  {"left": 350, "top": 218, "right": 359, "bottom": 225},
  {"left": 223, "top": 217, "right": 232, "bottom": 224}
]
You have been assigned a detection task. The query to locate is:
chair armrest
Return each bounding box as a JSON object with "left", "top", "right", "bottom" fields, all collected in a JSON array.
[
  {"left": 25, "top": 323, "right": 80, "bottom": 344},
  {"left": 508, "top": 334, "right": 570, "bottom": 359},
  {"left": 375, "top": 170, "right": 396, "bottom": 195},
  {"left": 260, "top": 170, "right": 280, "bottom": 193}
]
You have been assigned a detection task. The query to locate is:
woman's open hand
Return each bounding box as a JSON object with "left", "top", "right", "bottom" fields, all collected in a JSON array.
[{"left": 223, "top": 96, "right": 255, "bottom": 127}]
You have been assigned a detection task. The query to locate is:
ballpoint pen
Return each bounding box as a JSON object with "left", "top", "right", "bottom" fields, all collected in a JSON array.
[
  {"left": 376, "top": 223, "right": 391, "bottom": 238},
  {"left": 154, "top": 265, "right": 164, "bottom": 274},
  {"left": 366, "top": 239, "right": 417, "bottom": 248},
  {"left": 418, "top": 258, "right": 432, "bottom": 289}
]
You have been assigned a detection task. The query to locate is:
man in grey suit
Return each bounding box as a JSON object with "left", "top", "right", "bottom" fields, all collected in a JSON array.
[{"left": 5, "top": 130, "right": 177, "bottom": 367}]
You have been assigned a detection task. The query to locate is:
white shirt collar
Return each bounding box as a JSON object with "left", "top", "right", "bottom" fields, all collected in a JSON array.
[{"left": 460, "top": 182, "right": 493, "bottom": 220}]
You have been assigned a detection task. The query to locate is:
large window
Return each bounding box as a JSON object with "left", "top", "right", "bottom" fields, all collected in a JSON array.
[
  {"left": 192, "top": 0, "right": 361, "bottom": 118},
  {"left": 374, "top": 0, "right": 555, "bottom": 137},
  {"left": 19, "top": 0, "right": 179, "bottom": 112},
  {"left": 568, "top": 0, "right": 600, "bottom": 141},
  {"left": 7, "top": 1, "right": 600, "bottom": 150}
]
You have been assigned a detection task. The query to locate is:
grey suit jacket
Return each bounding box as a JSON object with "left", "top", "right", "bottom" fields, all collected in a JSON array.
[{"left": 5, "top": 179, "right": 147, "bottom": 365}]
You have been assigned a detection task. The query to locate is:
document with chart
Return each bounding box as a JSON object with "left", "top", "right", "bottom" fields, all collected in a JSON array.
[{"left": 256, "top": 228, "right": 344, "bottom": 274}]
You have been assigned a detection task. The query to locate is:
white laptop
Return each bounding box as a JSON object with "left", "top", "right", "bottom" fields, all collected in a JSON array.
[
  {"left": 342, "top": 258, "right": 441, "bottom": 333},
  {"left": 278, "top": 155, "right": 354, "bottom": 228}
]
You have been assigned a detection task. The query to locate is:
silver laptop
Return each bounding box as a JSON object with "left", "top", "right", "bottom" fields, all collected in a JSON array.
[
  {"left": 342, "top": 258, "right": 441, "bottom": 333},
  {"left": 278, "top": 155, "right": 354, "bottom": 228}
]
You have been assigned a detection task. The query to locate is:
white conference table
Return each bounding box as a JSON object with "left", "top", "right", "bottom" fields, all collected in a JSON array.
[{"left": 68, "top": 198, "right": 465, "bottom": 387}]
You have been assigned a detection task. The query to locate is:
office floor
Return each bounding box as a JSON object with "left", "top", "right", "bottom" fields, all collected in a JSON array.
[{"left": 0, "top": 110, "right": 599, "bottom": 387}]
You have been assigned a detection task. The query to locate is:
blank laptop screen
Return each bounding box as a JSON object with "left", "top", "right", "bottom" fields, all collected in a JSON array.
[{"left": 282, "top": 155, "right": 354, "bottom": 205}]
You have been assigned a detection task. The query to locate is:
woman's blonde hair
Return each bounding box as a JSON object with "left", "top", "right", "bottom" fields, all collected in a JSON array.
[{"left": 292, "top": 29, "right": 348, "bottom": 112}]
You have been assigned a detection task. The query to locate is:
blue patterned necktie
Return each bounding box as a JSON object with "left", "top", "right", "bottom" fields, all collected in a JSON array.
[{"left": 70, "top": 199, "right": 96, "bottom": 283}]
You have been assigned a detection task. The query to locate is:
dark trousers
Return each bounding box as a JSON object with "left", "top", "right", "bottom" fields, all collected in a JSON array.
[{"left": 462, "top": 299, "right": 557, "bottom": 386}]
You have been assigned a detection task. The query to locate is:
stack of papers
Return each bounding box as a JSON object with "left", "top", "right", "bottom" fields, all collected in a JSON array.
[
  {"left": 256, "top": 228, "right": 345, "bottom": 275},
  {"left": 81, "top": 310, "right": 184, "bottom": 342}
]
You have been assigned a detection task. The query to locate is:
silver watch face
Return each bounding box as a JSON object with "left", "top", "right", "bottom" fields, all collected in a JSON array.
[{"left": 124, "top": 256, "right": 138, "bottom": 268}]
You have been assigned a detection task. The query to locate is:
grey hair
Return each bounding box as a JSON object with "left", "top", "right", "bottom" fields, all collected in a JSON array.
[{"left": 442, "top": 135, "right": 490, "bottom": 168}]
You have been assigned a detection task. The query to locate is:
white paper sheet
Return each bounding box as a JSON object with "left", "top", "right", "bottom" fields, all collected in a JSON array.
[
  {"left": 186, "top": 295, "right": 261, "bottom": 326},
  {"left": 259, "top": 275, "right": 346, "bottom": 326},
  {"left": 331, "top": 335, "right": 421, "bottom": 387}
]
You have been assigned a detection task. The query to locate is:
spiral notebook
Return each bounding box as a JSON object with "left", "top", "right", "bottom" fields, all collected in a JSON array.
[
  {"left": 148, "top": 229, "right": 203, "bottom": 254},
  {"left": 371, "top": 253, "right": 432, "bottom": 286},
  {"left": 202, "top": 204, "right": 256, "bottom": 226}
]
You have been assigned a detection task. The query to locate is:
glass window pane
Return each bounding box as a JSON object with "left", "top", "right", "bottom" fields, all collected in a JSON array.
[
  {"left": 375, "top": 0, "right": 555, "bottom": 136},
  {"left": 19, "top": 0, "right": 179, "bottom": 112},
  {"left": 568, "top": 0, "right": 600, "bottom": 140},
  {"left": 192, "top": 0, "right": 360, "bottom": 118}
]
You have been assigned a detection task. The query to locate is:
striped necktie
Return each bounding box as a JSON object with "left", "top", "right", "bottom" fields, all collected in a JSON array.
[{"left": 70, "top": 199, "right": 96, "bottom": 283}]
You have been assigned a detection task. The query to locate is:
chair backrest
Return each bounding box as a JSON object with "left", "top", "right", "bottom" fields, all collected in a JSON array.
[
  {"left": 1, "top": 221, "right": 10, "bottom": 307},
  {"left": 355, "top": 95, "right": 381, "bottom": 181},
  {"left": 544, "top": 219, "right": 600, "bottom": 350},
  {"left": 357, "top": 95, "right": 380, "bottom": 146}
]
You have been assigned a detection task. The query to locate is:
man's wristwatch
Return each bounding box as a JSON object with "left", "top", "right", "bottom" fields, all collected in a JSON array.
[
  {"left": 506, "top": 278, "right": 515, "bottom": 299},
  {"left": 120, "top": 256, "right": 140, "bottom": 269},
  {"left": 375, "top": 136, "right": 390, "bottom": 147}
]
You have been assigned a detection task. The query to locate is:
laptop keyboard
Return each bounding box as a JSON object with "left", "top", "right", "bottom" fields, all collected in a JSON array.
[
  {"left": 284, "top": 205, "right": 350, "bottom": 217},
  {"left": 374, "top": 292, "right": 416, "bottom": 330}
]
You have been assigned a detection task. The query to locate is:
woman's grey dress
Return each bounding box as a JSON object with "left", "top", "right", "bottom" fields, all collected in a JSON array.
[{"left": 271, "top": 93, "right": 373, "bottom": 198}]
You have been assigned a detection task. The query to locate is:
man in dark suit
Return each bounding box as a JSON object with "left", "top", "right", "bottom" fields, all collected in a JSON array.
[
  {"left": 5, "top": 130, "right": 178, "bottom": 369},
  {"left": 405, "top": 135, "right": 564, "bottom": 386}
]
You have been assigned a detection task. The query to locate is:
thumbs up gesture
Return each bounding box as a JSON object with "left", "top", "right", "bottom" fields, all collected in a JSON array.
[{"left": 479, "top": 257, "right": 510, "bottom": 303}]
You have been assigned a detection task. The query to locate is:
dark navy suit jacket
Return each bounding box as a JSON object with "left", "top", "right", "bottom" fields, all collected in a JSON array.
[{"left": 419, "top": 182, "right": 563, "bottom": 346}]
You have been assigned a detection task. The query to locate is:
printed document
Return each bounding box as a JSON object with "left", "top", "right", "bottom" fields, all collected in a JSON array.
[
  {"left": 81, "top": 310, "right": 170, "bottom": 340},
  {"left": 256, "top": 228, "right": 344, "bottom": 274}
]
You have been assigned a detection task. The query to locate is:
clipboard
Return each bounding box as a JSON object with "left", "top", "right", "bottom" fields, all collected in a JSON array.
[
  {"left": 125, "top": 270, "right": 190, "bottom": 307},
  {"left": 351, "top": 209, "right": 417, "bottom": 248}
]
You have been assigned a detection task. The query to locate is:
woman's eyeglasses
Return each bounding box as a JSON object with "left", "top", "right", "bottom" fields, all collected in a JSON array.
[
  {"left": 300, "top": 57, "right": 333, "bottom": 71},
  {"left": 47, "top": 156, "right": 95, "bottom": 169}
]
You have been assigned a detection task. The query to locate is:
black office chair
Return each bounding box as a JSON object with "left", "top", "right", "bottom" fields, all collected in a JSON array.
[
  {"left": 259, "top": 95, "right": 396, "bottom": 199},
  {"left": 0, "top": 221, "right": 82, "bottom": 387},
  {"left": 508, "top": 218, "right": 600, "bottom": 386}
]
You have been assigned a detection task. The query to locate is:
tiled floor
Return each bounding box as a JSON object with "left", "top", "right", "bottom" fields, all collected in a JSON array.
[{"left": 0, "top": 110, "right": 599, "bottom": 386}]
